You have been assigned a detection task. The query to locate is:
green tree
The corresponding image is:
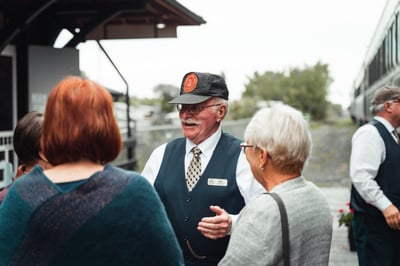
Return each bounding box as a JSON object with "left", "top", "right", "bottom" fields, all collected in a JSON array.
[
  {"left": 131, "top": 97, "right": 158, "bottom": 106},
  {"left": 286, "top": 62, "right": 331, "bottom": 120},
  {"left": 243, "top": 71, "right": 286, "bottom": 100},
  {"left": 227, "top": 97, "right": 260, "bottom": 120},
  {"left": 153, "top": 84, "right": 179, "bottom": 113},
  {"left": 241, "top": 62, "right": 332, "bottom": 120}
]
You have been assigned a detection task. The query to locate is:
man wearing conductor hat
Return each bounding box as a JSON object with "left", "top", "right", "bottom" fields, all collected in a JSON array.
[
  {"left": 142, "top": 72, "right": 264, "bottom": 265},
  {"left": 350, "top": 86, "right": 400, "bottom": 265}
]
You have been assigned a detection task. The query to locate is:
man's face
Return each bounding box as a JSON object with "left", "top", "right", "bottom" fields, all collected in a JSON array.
[
  {"left": 391, "top": 98, "right": 400, "bottom": 127},
  {"left": 385, "top": 97, "right": 400, "bottom": 127},
  {"left": 177, "top": 98, "right": 225, "bottom": 144}
]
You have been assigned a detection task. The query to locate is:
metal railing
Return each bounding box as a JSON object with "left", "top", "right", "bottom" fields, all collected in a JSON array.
[
  {"left": 0, "top": 130, "right": 137, "bottom": 185},
  {"left": 0, "top": 130, "right": 14, "bottom": 164},
  {"left": 0, "top": 131, "right": 15, "bottom": 187}
]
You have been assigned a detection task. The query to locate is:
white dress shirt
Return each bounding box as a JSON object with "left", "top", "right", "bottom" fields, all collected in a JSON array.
[
  {"left": 141, "top": 126, "right": 265, "bottom": 204},
  {"left": 350, "top": 116, "right": 397, "bottom": 211}
]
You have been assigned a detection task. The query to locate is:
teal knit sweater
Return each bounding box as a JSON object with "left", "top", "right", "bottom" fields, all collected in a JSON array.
[{"left": 0, "top": 164, "right": 183, "bottom": 266}]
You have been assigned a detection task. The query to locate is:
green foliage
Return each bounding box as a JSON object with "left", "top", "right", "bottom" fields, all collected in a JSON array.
[
  {"left": 240, "top": 62, "right": 332, "bottom": 120},
  {"left": 338, "top": 212, "right": 353, "bottom": 227},
  {"left": 329, "top": 103, "right": 344, "bottom": 116},
  {"left": 243, "top": 71, "right": 287, "bottom": 100},
  {"left": 131, "top": 62, "right": 333, "bottom": 122},
  {"left": 130, "top": 96, "right": 158, "bottom": 106},
  {"left": 227, "top": 97, "right": 260, "bottom": 120},
  {"left": 338, "top": 202, "right": 354, "bottom": 227},
  {"left": 153, "top": 84, "right": 179, "bottom": 113},
  {"left": 80, "top": 70, "right": 88, "bottom": 78}
]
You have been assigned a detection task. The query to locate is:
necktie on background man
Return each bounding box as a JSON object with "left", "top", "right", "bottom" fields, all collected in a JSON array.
[
  {"left": 393, "top": 129, "right": 400, "bottom": 144},
  {"left": 186, "top": 146, "right": 202, "bottom": 191}
]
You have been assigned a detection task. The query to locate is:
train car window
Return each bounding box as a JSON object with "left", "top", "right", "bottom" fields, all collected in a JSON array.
[
  {"left": 390, "top": 23, "right": 396, "bottom": 67},
  {"left": 355, "top": 86, "right": 361, "bottom": 97},
  {"left": 385, "top": 28, "right": 392, "bottom": 70},
  {"left": 380, "top": 45, "right": 385, "bottom": 78},
  {"left": 397, "top": 14, "right": 399, "bottom": 65},
  {"left": 383, "top": 39, "right": 387, "bottom": 75},
  {"left": 389, "top": 26, "right": 394, "bottom": 69},
  {"left": 392, "top": 19, "right": 397, "bottom": 66},
  {"left": 398, "top": 12, "right": 400, "bottom": 64},
  {"left": 388, "top": 26, "right": 391, "bottom": 69}
]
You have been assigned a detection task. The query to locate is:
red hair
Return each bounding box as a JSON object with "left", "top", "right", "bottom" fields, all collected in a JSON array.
[{"left": 41, "top": 76, "right": 122, "bottom": 165}]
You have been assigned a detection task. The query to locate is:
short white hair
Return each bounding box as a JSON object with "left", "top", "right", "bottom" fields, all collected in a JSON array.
[
  {"left": 369, "top": 102, "right": 385, "bottom": 115},
  {"left": 244, "top": 104, "right": 312, "bottom": 174}
]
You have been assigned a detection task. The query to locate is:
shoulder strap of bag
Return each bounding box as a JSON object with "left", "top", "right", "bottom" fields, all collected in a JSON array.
[{"left": 267, "top": 192, "right": 290, "bottom": 266}]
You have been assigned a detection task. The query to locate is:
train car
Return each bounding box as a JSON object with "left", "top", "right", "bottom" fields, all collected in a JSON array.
[{"left": 350, "top": 0, "right": 400, "bottom": 125}]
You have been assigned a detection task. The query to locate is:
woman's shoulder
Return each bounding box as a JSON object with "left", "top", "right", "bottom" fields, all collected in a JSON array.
[
  {"left": 105, "top": 164, "right": 144, "bottom": 178},
  {"left": 241, "top": 194, "right": 280, "bottom": 218},
  {"left": 0, "top": 186, "right": 9, "bottom": 203},
  {"left": 11, "top": 166, "right": 46, "bottom": 188},
  {"left": 104, "top": 164, "right": 153, "bottom": 188}
]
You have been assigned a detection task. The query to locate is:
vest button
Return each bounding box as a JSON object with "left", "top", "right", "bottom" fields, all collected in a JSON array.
[
  {"left": 186, "top": 196, "right": 191, "bottom": 202},
  {"left": 184, "top": 216, "right": 190, "bottom": 222}
]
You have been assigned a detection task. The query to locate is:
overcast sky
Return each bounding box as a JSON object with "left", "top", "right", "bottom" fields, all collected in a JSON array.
[{"left": 78, "top": 0, "right": 387, "bottom": 108}]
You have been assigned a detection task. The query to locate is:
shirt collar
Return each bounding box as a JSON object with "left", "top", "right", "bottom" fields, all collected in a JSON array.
[
  {"left": 374, "top": 116, "right": 396, "bottom": 133},
  {"left": 185, "top": 126, "right": 222, "bottom": 158}
]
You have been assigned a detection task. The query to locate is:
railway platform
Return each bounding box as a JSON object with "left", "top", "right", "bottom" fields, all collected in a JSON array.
[{"left": 321, "top": 186, "right": 358, "bottom": 265}]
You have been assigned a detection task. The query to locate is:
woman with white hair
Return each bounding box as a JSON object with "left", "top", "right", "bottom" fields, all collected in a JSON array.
[{"left": 219, "top": 104, "right": 332, "bottom": 266}]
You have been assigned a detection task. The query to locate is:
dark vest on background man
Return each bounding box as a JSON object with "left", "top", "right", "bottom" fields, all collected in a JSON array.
[
  {"left": 155, "top": 133, "right": 245, "bottom": 265},
  {"left": 351, "top": 119, "right": 400, "bottom": 215}
]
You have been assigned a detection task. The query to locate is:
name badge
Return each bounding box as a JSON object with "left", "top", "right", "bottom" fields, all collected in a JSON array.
[{"left": 207, "top": 178, "right": 228, "bottom": 187}]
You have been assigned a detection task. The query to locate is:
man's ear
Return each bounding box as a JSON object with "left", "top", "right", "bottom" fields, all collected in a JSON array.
[{"left": 217, "top": 104, "right": 227, "bottom": 121}]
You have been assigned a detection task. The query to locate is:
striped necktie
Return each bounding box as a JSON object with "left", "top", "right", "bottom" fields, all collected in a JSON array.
[
  {"left": 186, "top": 146, "right": 202, "bottom": 191},
  {"left": 393, "top": 129, "right": 400, "bottom": 144}
]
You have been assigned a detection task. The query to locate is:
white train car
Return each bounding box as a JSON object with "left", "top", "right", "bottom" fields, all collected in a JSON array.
[{"left": 350, "top": 0, "right": 400, "bottom": 125}]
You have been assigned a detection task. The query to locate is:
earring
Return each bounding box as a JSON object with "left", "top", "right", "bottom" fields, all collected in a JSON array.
[{"left": 259, "top": 165, "right": 264, "bottom": 171}]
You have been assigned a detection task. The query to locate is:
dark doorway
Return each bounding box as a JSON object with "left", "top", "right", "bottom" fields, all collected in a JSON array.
[{"left": 0, "top": 55, "right": 12, "bottom": 131}]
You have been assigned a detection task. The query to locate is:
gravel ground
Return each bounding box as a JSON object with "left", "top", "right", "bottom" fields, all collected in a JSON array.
[
  {"left": 303, "top": 118, "right": 360, "bottom": 265},
  {"left": 303, "top": 119, "right": 357, "bottom": 187}
]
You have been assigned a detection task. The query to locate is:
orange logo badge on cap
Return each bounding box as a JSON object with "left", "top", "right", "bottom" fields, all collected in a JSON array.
[{"left": 183, "top": 73, "right": 198, "bottom": 93}]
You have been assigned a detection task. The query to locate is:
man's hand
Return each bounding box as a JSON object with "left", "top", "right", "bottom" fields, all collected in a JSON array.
[
  {"left": 197, "top": 205, "right": 232, "bottom": 239},
  {"left": 383, "top": 204, "right": 400, "bottom": 230}
]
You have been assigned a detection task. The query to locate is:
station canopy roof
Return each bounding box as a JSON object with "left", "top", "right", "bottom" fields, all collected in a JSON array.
[{"left": 0, "top": 0, "right": 205, "bottom": 50}]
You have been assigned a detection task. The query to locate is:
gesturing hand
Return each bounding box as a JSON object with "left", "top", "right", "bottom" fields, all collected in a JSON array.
[{"left": 197, "top": 205, "right": 232, "bottom": 239}]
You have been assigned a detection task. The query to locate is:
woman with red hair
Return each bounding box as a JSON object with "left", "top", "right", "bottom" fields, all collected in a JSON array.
[{"left": 0, "top": 76, "right": 183, "bottom": 265}]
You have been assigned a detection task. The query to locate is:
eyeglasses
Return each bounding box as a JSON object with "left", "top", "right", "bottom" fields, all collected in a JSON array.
[
  {"left": 240, "top": 142, "right": 255, "bottom": 153},
  {"left": 386, "top": 98, "right": 400, "bottom": 105},
  {"left": 176, "top": 103, "right": 222, "bottom": 115},
  {"left": 392, "top": 98, "right": 400, "bottom": 103}
]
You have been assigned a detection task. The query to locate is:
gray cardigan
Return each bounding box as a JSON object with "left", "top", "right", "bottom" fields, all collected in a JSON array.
[{"left": 219, "top": 176, "right": 332, "bottom": 266}]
